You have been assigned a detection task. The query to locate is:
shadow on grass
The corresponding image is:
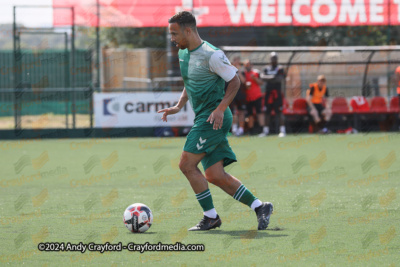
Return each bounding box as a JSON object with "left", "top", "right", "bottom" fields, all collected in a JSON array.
[
  {"left": 197, "top": 229, "right": 288, "bottom": 238},
  {"left": 127, "top": 231, "right": 158, "bottom": 235}
]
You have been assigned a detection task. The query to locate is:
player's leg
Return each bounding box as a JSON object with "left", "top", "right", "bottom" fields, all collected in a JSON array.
[
  {"left": 320, "top": 107, "right": 332, "bottom": 133},
  {"left": 246, "top": 101, "right": 255, "bottom": 134},
  {"left": 179, "top": 151, "right": 207, "bottom": 194},
  {"left": 261, "top": 104, "right": 272, "bottom": 136},
  {"left": 230, "top": 101, "right": 238, "bottom": 135},
  {"left": 308, "top": 105, "right": 321, "bottom": 124},
  {"left": 255, "top": 97, "right": 265, "bottom": 134},
  {"left": 204, "top": 160, "right": 273, "bottom": 230},
  {"left": 204, "top": 160, "right": 241, "bottom": 195},
  {"left": 261, "top": 91, "right": 275, "bottom": 136},
  {"left": 276, "top": 92, "right": 286, "bottom": 136},
  {"left": 180, "top": 151, "right": 221, "bottom": 231},
  {"left": 236, "top": 103, "right": 246, "bottom": 136}
]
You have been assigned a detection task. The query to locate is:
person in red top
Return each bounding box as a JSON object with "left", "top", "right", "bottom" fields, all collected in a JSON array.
[
  {"left": 243, "top": 60, "right": 265, "bottom": 135},
  {"left": 306, "top": 75, "right": 332, "bottom": 133},
  {"left": 350, "top": 96, "right": 369, "bottom": 112}
]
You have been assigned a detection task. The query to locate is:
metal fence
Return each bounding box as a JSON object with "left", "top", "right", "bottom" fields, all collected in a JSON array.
[
  {"left": 1, "top": 46, "right": 400, "bottom": 131},
  {"left": 222, "top": 46, "right": 400, "bottom": 101},
  {"left": 0, "top": 49, "right": 93, "bottom": 129}
]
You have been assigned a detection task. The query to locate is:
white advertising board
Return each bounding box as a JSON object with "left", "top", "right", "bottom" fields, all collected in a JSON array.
[{"left": 94, "top": 92, "right": 195, "bottom": 128}]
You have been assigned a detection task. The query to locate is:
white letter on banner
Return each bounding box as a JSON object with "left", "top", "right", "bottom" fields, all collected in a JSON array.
[
  {"left": 338, "top": 0, "right": 366, "bottom": 23},
  {"left": 278, "top": 0, "right": 292, "bottom": 23},
  {"left": 370, "top": 0, "right": 384, "bottom": 23},
  {"left": 293, "top": 0, "right": 311, "bottom": 23},
  {"left": 261, "top": 0, "right": 276, "bottom": 23},
  {"left": 312, "top": 0, "right": 337, "bottom": 24},
  {"left": 225, "top": 0, "right": 259, "bottom": 23}
]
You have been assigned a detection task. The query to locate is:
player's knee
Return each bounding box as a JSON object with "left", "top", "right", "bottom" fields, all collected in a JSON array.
[
  {"left": 179, "top": 155, "right": 193, "bottom": 175},
  {"left": 205, "top": 169, "right": 226, "bottom": 187},
  {"left": 204, "top": 170, "right": 217, "bottom": 185}
]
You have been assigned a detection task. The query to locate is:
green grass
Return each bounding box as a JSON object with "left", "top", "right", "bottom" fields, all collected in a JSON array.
[{"left": 0, "top": 133, "right": 399, "bottom": 266}]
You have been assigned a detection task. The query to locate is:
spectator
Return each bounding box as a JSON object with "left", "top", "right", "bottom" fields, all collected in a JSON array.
[
  {"left": 306, "top": 75, "right": 332, "bottom": 133},
  {"left": 350, "top": 96, "right": 369, "bottom": 112},
  {"left": 260, "top": 52, "right": 286, "bottom": 137},
  {"left": 229, "top": 56, "right": 247, "bottom": 136},
  {"left": 243, "top": 59, "right": 266, "bottom": 135}
]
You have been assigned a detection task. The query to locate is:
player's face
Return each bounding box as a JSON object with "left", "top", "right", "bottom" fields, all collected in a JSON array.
[
  {"left": 244, "top": 61, "right": 252, "bottom": 71},
  {"left": 271, "top": 56, "right": 278, "bottom": 66},
  {"left": 317, "top": 79, "right": 326, "bottom": 88},
  {"left": 169, "top": 23, "right": 189, "bottom": 50}
]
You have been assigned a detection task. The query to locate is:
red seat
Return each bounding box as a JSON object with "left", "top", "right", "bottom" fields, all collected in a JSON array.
[
  {"left": 370, "top": 96, "right": 388, "bottom": 113},
  {"left": 350, "top": 96, "right": 370, "bottom": 113},
  {"left": 292, "top": 98, "right": 308, "bottom": 115},
  {"left": 331, "top": 97, "right": 350, "bottom": 114},
  {"left": 390, "top": 96, "right": 399, "bottom": 112},
  {"left": 282, "top": 97, "right": 290, "bottom": 114}
]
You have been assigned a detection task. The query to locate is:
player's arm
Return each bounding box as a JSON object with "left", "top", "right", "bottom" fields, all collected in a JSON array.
[
  {"left": 324, "top": 88, "right": 330, "bottom": 110},
  {"left": 237, "top": 70, "right": 246, "bottom": 84},
  {"left": 208, "top": 50, "right": 238, "bottom": 130},
  {"left": 306, "top": 87, "right": 316, "bottom": 110},
  {"left": 218, "top": 75, "right": 240, "bottom": 112},
  {"left": 251, "top": 71, "right": 263, "bottom": 85},
  {"left": 176, "top": 87, "right": 188, "bottom": 109},
  {"left": 275, "top": 67, "right": 286, "bottom": 82},
  {"left": 157, "top": 88, "right": 188, "bottom": 122},
  {"left": 260, "top": 68, "right": 272, "bottom": 80}
]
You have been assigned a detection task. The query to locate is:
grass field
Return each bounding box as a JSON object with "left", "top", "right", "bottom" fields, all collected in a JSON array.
[{"left": 0, "top": 133, "right": 399, "bottom": 266}]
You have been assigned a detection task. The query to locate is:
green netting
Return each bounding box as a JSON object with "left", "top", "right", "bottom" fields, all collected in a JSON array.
[{"left": 0, "top": 49, "right": 92, "bottom": 89}]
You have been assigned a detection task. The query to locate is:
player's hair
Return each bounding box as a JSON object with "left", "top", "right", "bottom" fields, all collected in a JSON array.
[
  {"left": 168, "top": 11, "right": 197, "bottom": 31},
  {"left": 317, "top": 74, "right": 326, "bottom": 82}
]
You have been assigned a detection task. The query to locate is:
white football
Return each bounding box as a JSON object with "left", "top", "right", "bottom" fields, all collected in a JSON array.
[{"left": 123, "top": 203, "right": 153, "bottom": 233}]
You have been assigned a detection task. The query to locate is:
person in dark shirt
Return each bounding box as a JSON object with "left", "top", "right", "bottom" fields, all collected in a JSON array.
[
  {"left": 306, "top": 75, "right": 332, "bottom": 133},
  {"left": 260, "top": 52, "right": 286, "bottom": 137}
]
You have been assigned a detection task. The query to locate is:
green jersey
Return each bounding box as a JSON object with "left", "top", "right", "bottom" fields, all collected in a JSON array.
[{"left": 178, "top": 41, "right": 237, "bottom": 122}]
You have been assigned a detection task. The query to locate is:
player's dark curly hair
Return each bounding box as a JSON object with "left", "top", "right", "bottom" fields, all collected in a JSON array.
[{"left": 168, "top": 11, "right": 197, "bottom": 31}]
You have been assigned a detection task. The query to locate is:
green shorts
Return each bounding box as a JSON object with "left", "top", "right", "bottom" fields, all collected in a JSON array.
[{"left": 183, "top": 109, "right": 237, "bottom": 171}]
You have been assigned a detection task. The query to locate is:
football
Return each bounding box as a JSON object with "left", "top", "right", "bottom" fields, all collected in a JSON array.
[{"left": 123, "top": 203, "right": 153, "bottom": 233}]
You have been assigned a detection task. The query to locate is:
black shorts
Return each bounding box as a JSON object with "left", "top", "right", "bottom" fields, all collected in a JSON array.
[
  {"left": 308, "top": 103, "right": 324, "bottom": 116},
  {"left": 265, "top": 89, "right": 283, "bottom": 115},
  {"left": 246, "top": 97, "right": 262, "bottom": 115},
  {"left": 229, "top": 89, "right": 247, "bottom": 112}
]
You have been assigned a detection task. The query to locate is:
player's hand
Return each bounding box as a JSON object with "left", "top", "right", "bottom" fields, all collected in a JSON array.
[
  {"left": 157, "top": 106, "right": 180, "bottom": 122},
  {"left": 207, "top": 108, "right": 224, "bottom": 130}
]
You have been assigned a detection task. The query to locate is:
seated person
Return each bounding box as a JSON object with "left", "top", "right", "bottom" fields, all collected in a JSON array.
[{"left": 306, "top": 75, "right": 332, "bottom": 133}]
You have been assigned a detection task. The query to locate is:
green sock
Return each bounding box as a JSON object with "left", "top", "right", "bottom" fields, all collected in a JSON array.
[
  {"left": 233, "top": 184, "right": 257, "bottom": 207},
  {"left": 196, "top": 189, "right": 215, "bottom": 212}
]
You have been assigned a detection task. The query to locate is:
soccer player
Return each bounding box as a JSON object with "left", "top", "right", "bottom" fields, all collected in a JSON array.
[
  {"left": 306, "top": 75, "right": 332, "bottom": 133},
  {"left": 260, "top": 52, "right": 286, "bottom": 137},
  {"left": 158, "top": 11, "right": 273, "bottom": 231}
]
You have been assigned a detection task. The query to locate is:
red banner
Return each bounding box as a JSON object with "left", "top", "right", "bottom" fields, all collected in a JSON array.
[{"left": 53, "top": 0, "right": 400, "bottom": 27}]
